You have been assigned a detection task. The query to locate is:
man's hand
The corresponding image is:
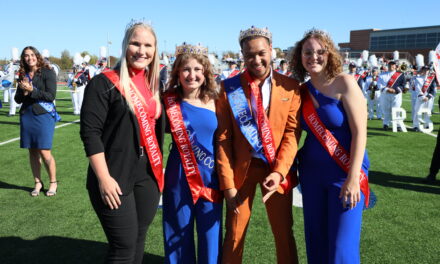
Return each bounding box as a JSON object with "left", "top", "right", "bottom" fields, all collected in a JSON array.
[
  {"left": 224, "top": 188, "right": 242, "bottom": 214},
  {"left": 262, "top": 172, "right": 283, "bottom": 203}
]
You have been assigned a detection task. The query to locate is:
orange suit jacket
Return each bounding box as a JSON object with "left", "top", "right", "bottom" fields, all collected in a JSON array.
[{"left": 216, "top": 71, "right": 302, "bottom": 191}]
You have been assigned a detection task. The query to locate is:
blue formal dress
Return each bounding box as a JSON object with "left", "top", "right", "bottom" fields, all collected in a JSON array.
[
  {"left": 298, "top": 81, "right": 370, "bottom": 264},
  {"left": 163, "top": 101, "right": 222, "bottom": 264},
  {"left": 20, "top": 104, "right": 55, "bottom": 149}
]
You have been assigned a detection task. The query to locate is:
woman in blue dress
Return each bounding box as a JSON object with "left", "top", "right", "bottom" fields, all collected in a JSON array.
[
  {"left": 290, "top": 29, "right": 370, "bottom": 263},
  {"left": 162, "top": 43, "right": 222, "bottom": 263},
  {"left": 15, "top": 46, "right": 59, "bottom": 197}
]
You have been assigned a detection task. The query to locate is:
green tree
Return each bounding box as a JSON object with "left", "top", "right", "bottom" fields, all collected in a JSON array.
[{"left": 60, "top": 50, "right": 72, "bottom": 69}]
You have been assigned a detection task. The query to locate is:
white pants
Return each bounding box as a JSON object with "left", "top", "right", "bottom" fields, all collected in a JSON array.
[
  {"left": 410, "top": 92, "right": 418, "bottom": 123},
  {"left": 8, "top": 87, "right": 18, "bottom": 115},
  {"left": 413, "top": 97, "right": 434, "bottom": 128},
  {"left": 367, "top": 90, "right": 381, "bottom": 119},
  {"left": 381, "top": 92, "right": 402, "bottom": 126},
  {"left": 3, "top": 88, "right": 9, "bottom": 103},
  {"left": 70, "top": 85, "right": 85, "bottom": 115}
]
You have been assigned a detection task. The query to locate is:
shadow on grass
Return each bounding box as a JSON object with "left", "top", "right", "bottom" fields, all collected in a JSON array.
[
  {"left": 369, "top": 170, "right": 440, "bottom": 195},
  {"left": 0, "top": 236, "right": 164, "bottom": 264},
  {"left": 0, "top": 120, "right": 19, "bottom": 125},
  {"left": 0, "top": 180, "right": 33, "bottom": 193}
]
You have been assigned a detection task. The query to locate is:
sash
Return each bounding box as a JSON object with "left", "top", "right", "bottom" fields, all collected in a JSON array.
[
  {"left": 26, "top": 73, "right": 61, "bottom": 122},
  {"left": 103, "top": 70, "right": 164, "bottom": 192},
  {"left": 224, "top": 73, "right": 296, "bottom": 191},
  {"left": 229, "top": 69, "right": 240, "bottom": 78},
  {"left": 302, "top": 89, "right": 370, "bottom": 207},
  {"left": 360, "top": 71, "right": 368, "bottom": 79},
  {"left": 354, "top": 74, "right": 361, "bottom": 82},
  {"left": 422, "top": 73, "right": 436, "bottom": 94},
  {"left": 386, "top": 71, "right": 403, "bottom": 88},
  {"left": 164, "top": 93, "right": 222, "bottom": 204}
]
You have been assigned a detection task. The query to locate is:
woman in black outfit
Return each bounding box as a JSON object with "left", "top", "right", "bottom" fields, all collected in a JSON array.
[
  {"left": 15, "top": 46, "right": 59, "bottom": 197},
  {"left": 80, "top": 21, "right": 164, "bottom": 263}
]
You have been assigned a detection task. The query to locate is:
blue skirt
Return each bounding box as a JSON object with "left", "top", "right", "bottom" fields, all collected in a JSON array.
[{"left": 20, "top": 105, "right": 55, "bottom": 149}]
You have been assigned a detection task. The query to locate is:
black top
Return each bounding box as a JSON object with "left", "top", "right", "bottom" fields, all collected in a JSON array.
[
  {"left": 14, "top": 67, "right": 57, "bottom": 115},
  {"left": 80, "top": 73, "right": 164, "bottom": 193}
]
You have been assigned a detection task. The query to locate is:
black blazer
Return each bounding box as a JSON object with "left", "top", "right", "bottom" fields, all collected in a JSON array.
[
  {"left": 15, "top": 67, "right": 57, "bottom": 115},
  {"left": 80, "top": 73, "right": 164, "bottom": 194}
]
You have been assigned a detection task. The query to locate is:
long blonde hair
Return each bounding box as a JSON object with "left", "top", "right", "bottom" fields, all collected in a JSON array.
[{"left": 114, "top": 23, "right": 160, "bottom": 117}]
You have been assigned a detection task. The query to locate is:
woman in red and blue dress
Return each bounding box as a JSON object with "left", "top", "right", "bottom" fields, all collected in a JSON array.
[
  {"left": 162, "top": 44, "right": 222, "bottom": 264},
  {"left": 290, "top": 29, "right": 370, "bottom": 264}
]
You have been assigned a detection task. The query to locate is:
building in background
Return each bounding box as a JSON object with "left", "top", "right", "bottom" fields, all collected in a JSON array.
[{"left": 339, "top": 25, "right": 440, "bottom": 64}]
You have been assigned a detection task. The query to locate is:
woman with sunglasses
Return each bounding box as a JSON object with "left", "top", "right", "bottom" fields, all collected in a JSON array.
[{"left": 290, "top": 29, "right": 370, "bottom": 264}]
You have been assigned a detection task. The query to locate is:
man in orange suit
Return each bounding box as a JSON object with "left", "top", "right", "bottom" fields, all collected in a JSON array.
[{"left": 216, "top": 26, "right": 301, "bottom": 264}]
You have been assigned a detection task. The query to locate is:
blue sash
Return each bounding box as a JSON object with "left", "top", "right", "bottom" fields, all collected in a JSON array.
[
  {"left": 181, "top": 108, "right": 216, "bottom": 173},
  {"left": 224, "top": 75, "right": 266, "bottom": 162},
  {"left": 26, "top": 73, "right": 61, "bottom": 122}
]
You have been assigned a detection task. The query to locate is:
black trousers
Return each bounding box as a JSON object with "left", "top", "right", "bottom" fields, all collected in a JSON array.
[
  {"left": 89, "top": 156, "right": 160, "bottom": 264},
  {"left": 429, "top": 127, "right": 440, "bottom": 179}
]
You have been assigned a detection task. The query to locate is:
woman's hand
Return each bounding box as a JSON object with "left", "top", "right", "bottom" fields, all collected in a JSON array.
[
  {"left": 98, "top": 176, "right": 123, "bottom": 209},
  {"left": 19, "top": 80, "right": 33, "bottom": 92},
  {"left": 339, "top": 176, "right": 361, "bottom": 209},
  {"left": 224, "top": 188, "right": 242, "bottom": 214}
]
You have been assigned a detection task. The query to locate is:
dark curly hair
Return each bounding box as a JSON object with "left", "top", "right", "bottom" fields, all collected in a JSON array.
[
  {"left": 290, "top": 29, "right": 342, "bottom": 82},
  {"left": 18, "top": 46, "right": 50, "bottom": 81},
  {"left": 167, "top": 53, "right": 218, "bottom": 102}
]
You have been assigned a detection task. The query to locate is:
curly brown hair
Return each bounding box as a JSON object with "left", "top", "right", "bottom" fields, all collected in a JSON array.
[
  {"left": 167, "top": 53, "right": 218, "bottom": 102},
  {"left": 290, "top": 29, "right": 342, "bottom": 82},
  {"left": 18, "top": 46, "right": 50, "bottom": 81}
]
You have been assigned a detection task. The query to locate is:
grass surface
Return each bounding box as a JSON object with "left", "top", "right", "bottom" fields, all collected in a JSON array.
[{"left": 0, "top": 89, "right": 439, "bottom": 263}]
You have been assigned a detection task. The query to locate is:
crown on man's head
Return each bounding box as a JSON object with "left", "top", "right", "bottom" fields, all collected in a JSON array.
[
  {"left": 175, "top": 42, "right": 208, "bottom": 57},
  {"left": 239, "top": 26, "right": 272, "bottom": 44}
]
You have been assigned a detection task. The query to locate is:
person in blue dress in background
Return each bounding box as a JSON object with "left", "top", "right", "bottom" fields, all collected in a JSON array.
[
  {"left": 290, "top": 29, "right": 370, "bottom": 264},
  {"left": 15, "top": 46, "right": 59, "bottom": 197},
  {"left": 162, "top": 43, "right": 222, "bottom": 264}
]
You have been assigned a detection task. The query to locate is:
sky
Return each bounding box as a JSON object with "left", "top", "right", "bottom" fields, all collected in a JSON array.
[{"left": 2, "top": 0, "right": 440, "bottom": 60}]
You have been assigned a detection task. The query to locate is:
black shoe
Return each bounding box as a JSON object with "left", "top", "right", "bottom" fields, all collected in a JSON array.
[
  {"left": 422, "top": 175, "right": 436, "bottom": 184},
  {"left": 383, "top": 125, "right": 389, "bottom": 131},
  {"left": 413, "top": 127, "right": 420, "bottom": 132},
  {"left": 397, "top": 127, "right": 402, "bottom": 132}
]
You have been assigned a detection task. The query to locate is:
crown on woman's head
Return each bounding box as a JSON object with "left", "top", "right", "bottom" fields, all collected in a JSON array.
[
  {"left": 175, "top": 42, "right": 208, "bottom": 57},
  {"left": 304, "top": 28, "right": 331, "bottom": 39},
  {"left": 125, "top": 18, "right": 152, "bottom": 31},
  {"left": 239, "top": 26, "right": 272, "bottom": 43}
]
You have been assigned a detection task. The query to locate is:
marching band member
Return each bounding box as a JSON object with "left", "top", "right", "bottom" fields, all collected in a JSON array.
[
  {"left": 217, "top": 26, "right": 301, "bottom": 263},
  {"left": 70, "top": 54, "right": 89, "bottom": 115},
  {"left": 377, "top": 60, "right": 405, "bottom": 130},
  {"left": 220, "top": 60, "right": 240, "bottom": 80},
  {"left": 411, "top": 55, "right": 425, "bottom": 126},
  {"left": 162, "top": 43, "right": 222, "bottom": 264},
  {"left": 412, "top": 65, "right": 437, "bottom": 131},
  {"left": 276, "top": 59, "right": 292, "bottom": 76},
  {"left": 364, "top": 67, "right": 381, "bottom": 119}
]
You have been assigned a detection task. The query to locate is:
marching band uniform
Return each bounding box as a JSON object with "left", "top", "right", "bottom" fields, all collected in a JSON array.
[
  {"left": 220, "top": 62, "right": 240, "bottom": 81},
  {"left": 412, "top": 69, "right": 437, "bottom": 130},
  {"left": 71, "top": 66, "right": 89, "bottom": 115},
  {"left": 364, "top": 70, "right": 381, "bottom": 119},
  {"left": 5, "top": 62, "right": 20, "bottom": 116},
  {"left": 377, "top": 63, "right": 405, "bottom": 129},
  {"left": 410, "top": 74, "right": 420, "bottom": 125}
]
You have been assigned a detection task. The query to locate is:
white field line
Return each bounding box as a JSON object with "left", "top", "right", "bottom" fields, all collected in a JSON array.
[{"left": 0, "top": 119, "right": 80, "bottom": 146}]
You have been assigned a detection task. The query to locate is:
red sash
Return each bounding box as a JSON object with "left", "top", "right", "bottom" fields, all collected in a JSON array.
[
  {"left": 302, "top": 90, "right": 370, "bottom": 206},
  {"left": 164, "top": 92, "right": 222, "bottom": 204},
  {"left": 103, "top": 70, "right": 164, "bottom": 192},
  {"left": 354, "top": 74, "right": 361, "bottom": 82},
  {"left": 422, "top": 73, "right": 436, "bottom": 93},
  {"left": 360, "top": 71, "right": 368, "bottom": 79},
  {"left": 229, "top": 69, "right": 240, "bottom": 78},
  {"left": 386, "top": 71, "right": 402, "bottom": 88},
  {"left": 243, "top": 71, "right": 297, "bottom": 191}
]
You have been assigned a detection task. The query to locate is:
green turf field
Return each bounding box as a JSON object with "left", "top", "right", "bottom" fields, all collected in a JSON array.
[{"left": 0, "top": 88, "right": 439, "bottom": 263}]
